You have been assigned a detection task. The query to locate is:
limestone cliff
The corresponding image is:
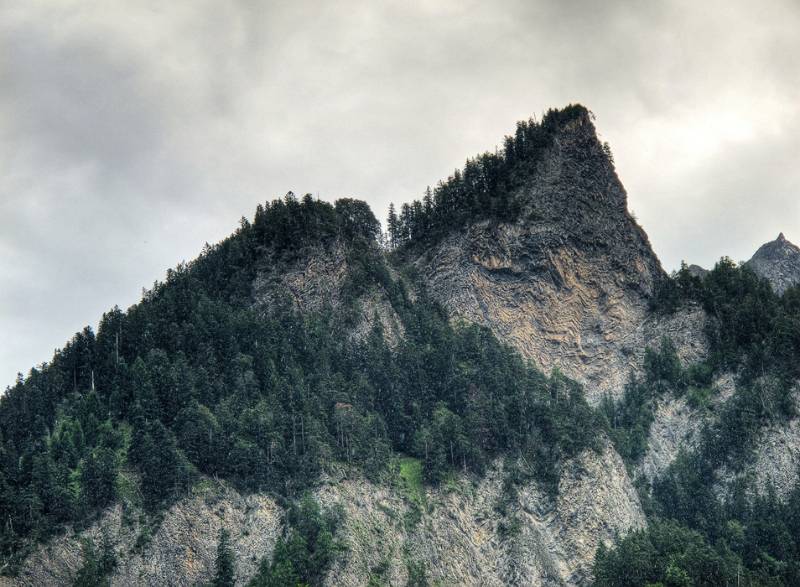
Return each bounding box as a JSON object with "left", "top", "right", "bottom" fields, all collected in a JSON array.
[
  {"left": 415, "top": 111, "right": 704, "bottom": 403},
  {"left": 251, "top": 237, "right": 405, "bottom": 347},
  {"left": 746, "top": 232, "right": 800, "bottom": 295},
  {"left": 3, "top": 443, "right": 641, "bottom": 587},
  {"left": 7, "top": 106, "right": 800, "bottom": 586}
]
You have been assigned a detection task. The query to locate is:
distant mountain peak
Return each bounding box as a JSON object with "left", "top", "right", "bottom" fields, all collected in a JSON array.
[{"left": 747, "top": 232, "right": 800, "bottom": 294}]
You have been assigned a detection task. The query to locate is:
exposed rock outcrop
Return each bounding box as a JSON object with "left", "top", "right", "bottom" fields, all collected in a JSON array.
[
  {"left": 251, "top": 239, "right": 405, "bottom": 346},
  {"left": 747, "top": 232, "right": 800, "bottom": 295},
  {"left": 416, "top": 112, "right": 705, "bottom": 403},
  {"left": 637, "top": 395, "right": 700, "bottom": 483},
  {"left": 320, "top": 441, "right": 642, "bottom": 587},
  {"left": 637, "top": 372, "right": 736, "bottom": 483},
  {"left": 13, "top": 105, "right": 800, "bottom": 587},
  {"left": 686, "top": 264, "right": 708, "bottom": 279},
  {"left": 716, "top": 387, "right": 800, "bottom": 501},
  {"left": 3, "top": 484, "right": 282, "bottom": 587},
  {"left": 5, "top": 443, "right": 642, "bottom": 587}
]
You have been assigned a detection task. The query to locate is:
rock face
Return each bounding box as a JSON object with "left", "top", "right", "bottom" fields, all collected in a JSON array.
[
  {"left": 320, "top": 442, "right": 643, "bottom": 587},
  {"left": 3, "top": 484, "right": 282, "bottom": 587},
  {"left": 11, "top": 107, "right": 800, "bottom": 586},
  {"left": 636, "top": 373, "right": 736, "bottom": 483},
  {"left": 251, "top": 239, "right": 405, "bottom": 346},
  {"left": 747, "top": 232, "right": 800, "bottom": 295},
  {"left": 716, "top": 388, "right": 800, "bottom": 501},
  {"left": 5, "top": 441, "right": 640, "bottom": 586},
  {"left": 416, "top": 112, "right": 705, "bottom": 403},
  {"left": 637, "top": 395, "right": 700, "bottom": 483},
  {"left": 747, "top": 417, "right": 800, "bottom": 498}
]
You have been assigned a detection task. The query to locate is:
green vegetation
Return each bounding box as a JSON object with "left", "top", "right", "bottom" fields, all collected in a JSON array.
[
  {"left": 0, "top": 188, "right": 603, "bottom": 573},
  {"left": 600, "top": 338, "right": 713, "bottom": 466},
  {"left": 398, "top": 457, "right": 424, "bottom": 505},
  {"left": 72, "top": 531, "right": 116, "bottom": 587},
  {"left": 7, "top": 109, "right": 800, "bottom": 585},
  {"left": 652, "top": 259, "right": 800, "bottom": 381},
  {"left": 212, "top": 528, "right": 236, "bottom": 587},
  {"left": 247, "top": 493, "right": 342, "bottom": 586},
  {"left": 386, "top": 105, "right": 590, "bottom": 250},
  {"left": 597, "top": 259, "right": 800, "bottom": 586},
  {"left": 594, "top": 519, "right": 741, "bottom": 587},
  {"left": 595, "top": 483, "right": 800, "bottom": 586}
]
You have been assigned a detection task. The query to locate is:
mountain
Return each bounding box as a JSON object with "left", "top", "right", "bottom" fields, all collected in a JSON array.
[
  {"left": 2, "top": 105, "right": 800, "bottom": 586},
  {"left": 413, "top": 108, "right": 705, "bottom": 404},
  {"left": 747, "top": 232, "right": 800, "bottom": 295}
]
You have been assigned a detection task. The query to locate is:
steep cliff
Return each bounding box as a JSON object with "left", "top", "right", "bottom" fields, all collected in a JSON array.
[
  {"left": 415, "top": 110, "right": 704, "bottom": 403},
  {"left": 4, "top": 105, "right": 800, "bottom": 586},
  {"left": 746, "top": 232, "right": 800, "bottom": 295},
  {"left": 251, "top": 237, "right": 405, "bottom": 347},
  {"left": 4, "top": 443, "right": 642, "bottom": 586}
]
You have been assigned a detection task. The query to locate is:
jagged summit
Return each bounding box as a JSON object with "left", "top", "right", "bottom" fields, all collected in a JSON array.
[
  {"left": 386, "top": 104, "right": 630, "bottom": 250},
  {"left": 413, "top": 106, "right": 689, "bottom": 402},
  {"left": 747, "top": 232, "right": 800, "bottom": 294}
]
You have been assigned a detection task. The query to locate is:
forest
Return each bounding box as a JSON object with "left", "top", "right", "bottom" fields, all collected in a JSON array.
[
  {"left": 596, "top": 261, "right": 800, "bottom": 586},
  {"left": 2, "top": 105, "right": 800, "bottom": 585},
  {"left": 385, "top": 104, "right": 588, "bottom": 250},
  {"left": 0, "top": 192, "right": 602, "bottom": 581}
]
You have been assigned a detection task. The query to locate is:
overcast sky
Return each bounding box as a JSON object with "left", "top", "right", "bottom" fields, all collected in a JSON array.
[{"left": 2, "top": 0, "right": 799, "bottom": 387}]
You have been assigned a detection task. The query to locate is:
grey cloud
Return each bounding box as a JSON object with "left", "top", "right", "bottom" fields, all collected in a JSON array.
[{"left": 1, "top": 0, "right": 799, "bottom": 386}]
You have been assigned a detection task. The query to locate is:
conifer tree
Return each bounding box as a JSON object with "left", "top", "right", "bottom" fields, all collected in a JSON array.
[
  {"left": 212, "top": 528, "right": 236, "bottom": 587},
  {"left": 387, "top": 203, "right": 399, "bottom": 249}
]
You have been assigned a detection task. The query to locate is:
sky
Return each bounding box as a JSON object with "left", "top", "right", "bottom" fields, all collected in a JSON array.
[{"left": 1, "top": 0, "right": 799, "bottom": 387}]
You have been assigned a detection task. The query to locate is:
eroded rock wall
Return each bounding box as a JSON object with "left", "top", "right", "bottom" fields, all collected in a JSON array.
[{"left": 5, "top": 443, "right": 642, "bottom": 586}]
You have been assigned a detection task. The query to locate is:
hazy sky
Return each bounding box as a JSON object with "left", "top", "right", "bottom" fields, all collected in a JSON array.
[{"left": 2, "top": 0, "right": 799, "bottom": 387}]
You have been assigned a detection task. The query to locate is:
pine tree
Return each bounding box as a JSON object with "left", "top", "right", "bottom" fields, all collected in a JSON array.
[
  {"left": 387, "top": 203, "right": 399, "bottom": 249},
  {"left": 399, "top": 203, "right": 413, "bottom": 245},
  {"left": 212, "top": 528, "right": 236, "bottom": 587}
]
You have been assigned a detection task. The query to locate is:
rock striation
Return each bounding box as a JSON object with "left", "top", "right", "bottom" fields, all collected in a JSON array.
[
  {"left": 747, "top": 232, "right": 800, "bottom": 295},
  {"left": 416, "top": 110, "right": 705, "bottom": 403},
  {"left": 4, "top": 443, "right": 642, "bottom": 587}
]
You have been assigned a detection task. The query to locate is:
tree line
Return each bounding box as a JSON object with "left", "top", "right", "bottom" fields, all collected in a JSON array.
[
  {"left": 597, "top": 259, "right": 800, "bottom": 585},
  {"left": 385, "top": 104, "right": 590, "bottom": 250},
  {"left": 0, "top": 193, "right": 602, "bottom": 572}
]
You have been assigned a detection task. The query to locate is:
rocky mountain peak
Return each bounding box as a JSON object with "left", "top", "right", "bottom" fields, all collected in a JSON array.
[
  {"left": 747, "top": 232, "right": 800, "bottom": 294},
  {"left": 413, "top": 107, "right": 704, "bottom": 403}
]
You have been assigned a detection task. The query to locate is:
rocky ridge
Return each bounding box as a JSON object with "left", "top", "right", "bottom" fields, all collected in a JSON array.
[
  {"left": 746, "top": 232, "right": 800, "bottom": 295},
  {"left": 4, "top": 444, "right": 642, "bottom": 586},
  {"left": 417, "top": 111, "right": 705, "bottom": 403}
]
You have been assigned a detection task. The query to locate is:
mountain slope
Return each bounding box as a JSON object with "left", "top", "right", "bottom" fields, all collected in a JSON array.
[
  {"left": 414, "top": 108, "right": 706, "bottom": 403},
  {"left": 7, "top": 443, "right": 643, "bottom": 586},
  {"left": 2, "top": 105, "right": 800, "bottom": 586},
  {"left": 747, "top": 232, "right": 800, "bottom": 295}
]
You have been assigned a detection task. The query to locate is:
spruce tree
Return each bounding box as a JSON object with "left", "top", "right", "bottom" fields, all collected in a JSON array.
[
  {"left": 387, "top": 203, "right": 399, "bottom": 249},
  {"left": 212, "top": 528, "right": 235, "bottom": 587}
]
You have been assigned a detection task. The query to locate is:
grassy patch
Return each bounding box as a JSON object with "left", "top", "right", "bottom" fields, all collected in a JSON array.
[
  {"left": 398, "top": 457, "right": 426, "bottom": 532},
  {"left": 399, "top": 457, "right": 424, "bottom": 504}
]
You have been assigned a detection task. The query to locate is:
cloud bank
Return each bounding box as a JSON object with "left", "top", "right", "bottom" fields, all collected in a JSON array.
[{"left": 2, "top": 0, "right": 799, "bottom": 385}]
